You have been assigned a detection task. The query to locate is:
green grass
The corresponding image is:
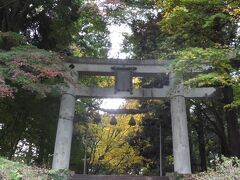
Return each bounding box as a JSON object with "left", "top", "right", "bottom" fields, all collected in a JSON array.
[{"left": 0, "top": 157, "right": 70, "bottom": 180}]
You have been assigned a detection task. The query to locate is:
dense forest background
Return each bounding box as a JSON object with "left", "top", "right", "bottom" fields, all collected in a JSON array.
[{"left": 0, "top": 0, "right": 240, "bottom": 176}]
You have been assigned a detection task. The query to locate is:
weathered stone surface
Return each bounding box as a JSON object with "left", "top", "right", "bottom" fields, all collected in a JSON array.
[
  {"left": 52, "top": 84, "right": 76, "bottom": 170},
  {"left": 52, "top": 71, "right": 78, "bottom": 170},
  {"left": 75, "top": 86, "right": 216, "bottom": 99},
  {"left": 170, "top": 74, "right": 191, "bottom": 174}
]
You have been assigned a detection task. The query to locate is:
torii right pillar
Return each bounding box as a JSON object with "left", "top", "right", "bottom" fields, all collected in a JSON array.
[{"left": 170, "top": 72, "right": 191, "bottom": 174}]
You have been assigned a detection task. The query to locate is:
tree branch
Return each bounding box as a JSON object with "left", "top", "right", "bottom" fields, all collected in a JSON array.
[{"left": 0, "top": 0, "right": 18, "bottom": 9}]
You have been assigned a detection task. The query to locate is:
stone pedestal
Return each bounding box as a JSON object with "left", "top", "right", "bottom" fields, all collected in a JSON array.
[{"left": 170, "top": 73, "right": 191, "bottom": 174}]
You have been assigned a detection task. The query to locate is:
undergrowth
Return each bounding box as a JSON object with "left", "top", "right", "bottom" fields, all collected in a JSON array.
[
  {"left": 0, "top": 157, "right": 70, "bottom": 180},
  {"left": 0, "top": 156, "right": 239, "bottom": 179}
]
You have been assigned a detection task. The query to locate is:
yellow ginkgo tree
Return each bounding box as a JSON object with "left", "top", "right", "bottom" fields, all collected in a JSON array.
[{"left": 77, "top": 100, "right": 150, "bottom": 175}]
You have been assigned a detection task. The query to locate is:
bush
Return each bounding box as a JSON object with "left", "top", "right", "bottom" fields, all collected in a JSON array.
[
  {"left": 0, "top": 157, "right": 71, "bottom": 180},
  {"left": 0, "top": 32, "right": 26, "bottom": 51},
  {"left": 193, "top": 156, "right": 240, "bottom": 179}
]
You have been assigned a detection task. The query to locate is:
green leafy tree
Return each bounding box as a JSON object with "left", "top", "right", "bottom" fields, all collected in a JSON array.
[
  {"left": 116, "top": 0, "right": 240, "bottom": 173},
  {"left": 0, "top": 0, "right": 110, "bottom": 168}
]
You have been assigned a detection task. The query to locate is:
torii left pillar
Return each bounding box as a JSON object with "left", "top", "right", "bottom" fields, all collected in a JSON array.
[{"left": 52, "top": 71, "right": 78, "bottom": 170}]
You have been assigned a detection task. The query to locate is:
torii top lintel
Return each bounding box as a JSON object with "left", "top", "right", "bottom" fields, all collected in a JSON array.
[
  {"left": 63, "top": 56, "right": 217, "bottom": 99},
  {"left": 64, "top": 56, "right": 172, "bottom": 75}
]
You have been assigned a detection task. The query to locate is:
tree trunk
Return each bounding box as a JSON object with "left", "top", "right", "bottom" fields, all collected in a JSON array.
[
  {"left": 223, "top": 86, "right": 240, "bottom": 157},
  {"left": 193, "top": 106, "right": 207, "bottom": 172},
  {"left": 36, "top": 136, "right": 45, "bottom": 166},
  {"left": 196, "top": 119, "right": 207, "bottom": 171}
]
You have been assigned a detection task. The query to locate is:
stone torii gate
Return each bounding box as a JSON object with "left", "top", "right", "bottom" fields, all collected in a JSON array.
[{"left": 52, "top": 57, "right": 216, "bottom": 174}]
